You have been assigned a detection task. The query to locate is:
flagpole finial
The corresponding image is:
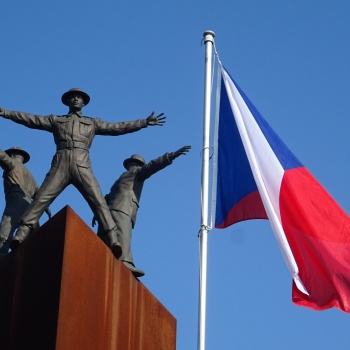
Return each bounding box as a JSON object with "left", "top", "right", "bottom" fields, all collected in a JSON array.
[{"left": 203, "top": 30, "right": 215, "bottom": 43}]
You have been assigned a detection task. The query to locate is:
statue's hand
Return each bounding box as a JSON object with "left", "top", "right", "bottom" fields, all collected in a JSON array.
[
  {"left": 170, "top": 145, "right": 191, "bottom": 160},
  {"left": 146, "top": 111, "right": 166, "bottom": 126},
  {"left": 92, "top": 216, "right": 97, "bottom": 227},
  {"left": 0, "top": 107, "right": 5, "bottom": 116}
]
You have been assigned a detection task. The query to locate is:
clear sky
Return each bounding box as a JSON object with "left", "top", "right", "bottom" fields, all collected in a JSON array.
[{"left": 1, "top": 1, "right": 349, "bottom": 349}]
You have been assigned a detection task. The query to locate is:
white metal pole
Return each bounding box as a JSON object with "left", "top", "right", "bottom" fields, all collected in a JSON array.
[{"left": 198, "top": 29, "right": 215, "bottom": 350}]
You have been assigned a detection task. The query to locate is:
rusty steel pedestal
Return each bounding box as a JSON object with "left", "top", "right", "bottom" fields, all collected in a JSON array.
[{"left": 0, "top": 206, "right": 176, "bottom": 350}]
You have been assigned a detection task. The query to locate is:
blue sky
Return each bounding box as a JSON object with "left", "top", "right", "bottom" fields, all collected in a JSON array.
[{"left": 1, "top": 1, "right": 349, "bottom": 349}]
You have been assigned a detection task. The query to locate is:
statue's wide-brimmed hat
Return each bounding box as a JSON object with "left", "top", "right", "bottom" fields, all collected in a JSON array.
[
  {"left": 5, "top": 147, "right": 30, "bottom": 164},
  {"left": 61, "top": 88, "right": 90, "bottom": 106},
  {"left": 123, "top": 154, "right": 146, "bottom": 169}
]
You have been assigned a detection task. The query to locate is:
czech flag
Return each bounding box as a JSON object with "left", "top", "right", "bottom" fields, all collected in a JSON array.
[{"left": 214, "top": 64, "right": 350, "bottom": 312}]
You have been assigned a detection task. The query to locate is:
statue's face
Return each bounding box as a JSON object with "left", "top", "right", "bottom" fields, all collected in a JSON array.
[
  {"left": 11, "top": 154, "right": 24, "bottom": 164},
  {"left": 126, "top": 161, "right": 141, "bottom": 170},
  {"left": 68, "top": 94, "right": 85, "bottom": 111}
]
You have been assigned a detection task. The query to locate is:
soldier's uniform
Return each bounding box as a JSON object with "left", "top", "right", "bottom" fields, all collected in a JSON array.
[
  {"left": 0, "top": 147, "right": 38, "bottom": 256},
  {"left": 1, "top": 88, "right": 151, "bottom": 256}
]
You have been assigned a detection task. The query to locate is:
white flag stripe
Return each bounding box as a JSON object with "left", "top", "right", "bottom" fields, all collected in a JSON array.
[
  {"left": 223, "top": 71, "right": 284, "bottom": 218},
  {"left": 221, "top": 66, "right": 309, "bottom": 295}
]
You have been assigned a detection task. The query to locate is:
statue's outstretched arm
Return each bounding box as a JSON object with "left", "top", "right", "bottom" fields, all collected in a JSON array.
[
  {"left": 169, "top": 145, "right": 191, "bottom": 160},
  {"left": 146, "top": 111, "right": 166, "bottom": 126}
]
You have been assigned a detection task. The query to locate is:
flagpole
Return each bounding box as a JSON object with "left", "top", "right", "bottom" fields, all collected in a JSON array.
[{"left": 198, "top": 29, "right": 215, "bottom": 350}]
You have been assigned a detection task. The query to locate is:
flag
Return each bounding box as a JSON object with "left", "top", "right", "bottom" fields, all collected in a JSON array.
[{"left": 214, "top": 64, "right": 350, "bottom": 312}]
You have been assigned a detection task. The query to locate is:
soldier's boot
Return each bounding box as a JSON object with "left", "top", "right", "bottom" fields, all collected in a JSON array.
[
  {"left": 9, "top": 225, "right": 31, "bottom": 251},
  {"left": 0, "top": 234, "right": 10, "bottom": 256},
  {"left": 106, "top": 227, "right": 122, "bottom": 259},
  {"left": 0, "top": 237, "right": 6, "bottom": 250},
  {"left": 122, "top": 261, "right": 145, "bottom": 278}
]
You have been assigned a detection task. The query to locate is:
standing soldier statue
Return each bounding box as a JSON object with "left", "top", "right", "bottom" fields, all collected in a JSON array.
[
  {"left": 94, "top": 146, "right": 191, "bottom": 277},
  {"left": 0, "top": 147, "right": 50, "bottom": 257},
  {"left": 0, "top": 88, "right": 165, "bottom": 258}
]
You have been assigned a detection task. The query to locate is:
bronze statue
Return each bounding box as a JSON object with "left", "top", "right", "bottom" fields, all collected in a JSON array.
[
  {"left": 0, "top": 88, "right": 165, "bottom": 258},
  {"left": 0, "top": 147, "right": 51, "bottom": 256},
  {"left": 94, "top": 146, "right": 191, "bottom": 277}
]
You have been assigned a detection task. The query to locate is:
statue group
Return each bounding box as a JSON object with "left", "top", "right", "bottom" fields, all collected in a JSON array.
[{"left": 0, "top": 88, "right": 190, "bottom": 277}]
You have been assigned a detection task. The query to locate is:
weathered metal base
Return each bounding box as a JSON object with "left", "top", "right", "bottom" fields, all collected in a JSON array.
[{"left": 0, "top": 206, "right": 176, "bottom": 350}]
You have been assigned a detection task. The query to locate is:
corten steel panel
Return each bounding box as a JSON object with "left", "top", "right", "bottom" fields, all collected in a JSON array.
[
  {"left": 0, "top": 206, "right": 176, "bottom": 350},
  {"left": 0, "top": 207, "right": 65, "bottom": 350}
]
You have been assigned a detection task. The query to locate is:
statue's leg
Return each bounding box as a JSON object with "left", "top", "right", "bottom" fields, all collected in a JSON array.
[
  {"left": 111, "top": 210, "right": 145, "bottom": 277},
  {"left": 73, "top": 163, "right": 122, "bottom": 259},
  {"left": 111, "top": 211, "right": 133, "bottom": 262},
  {"left": 11, "top": 154, "right": 69, "bottom": 249},
  {"left": 0, "top": 215, "right": 12, "bottom": 255},
  {"left": 0, "top": 193, "right": 31, "bottom": 254}
]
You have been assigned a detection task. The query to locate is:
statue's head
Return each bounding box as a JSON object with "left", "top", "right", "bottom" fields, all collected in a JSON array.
[
  {"left": 5, "top": 147, "right": 30, "bottom": 164},
  {"left": 61, "top": 88, "right": 90, "bottom": 107},
  {"left": 123, "top": 154, "right": 146, "bottom": 169}
]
